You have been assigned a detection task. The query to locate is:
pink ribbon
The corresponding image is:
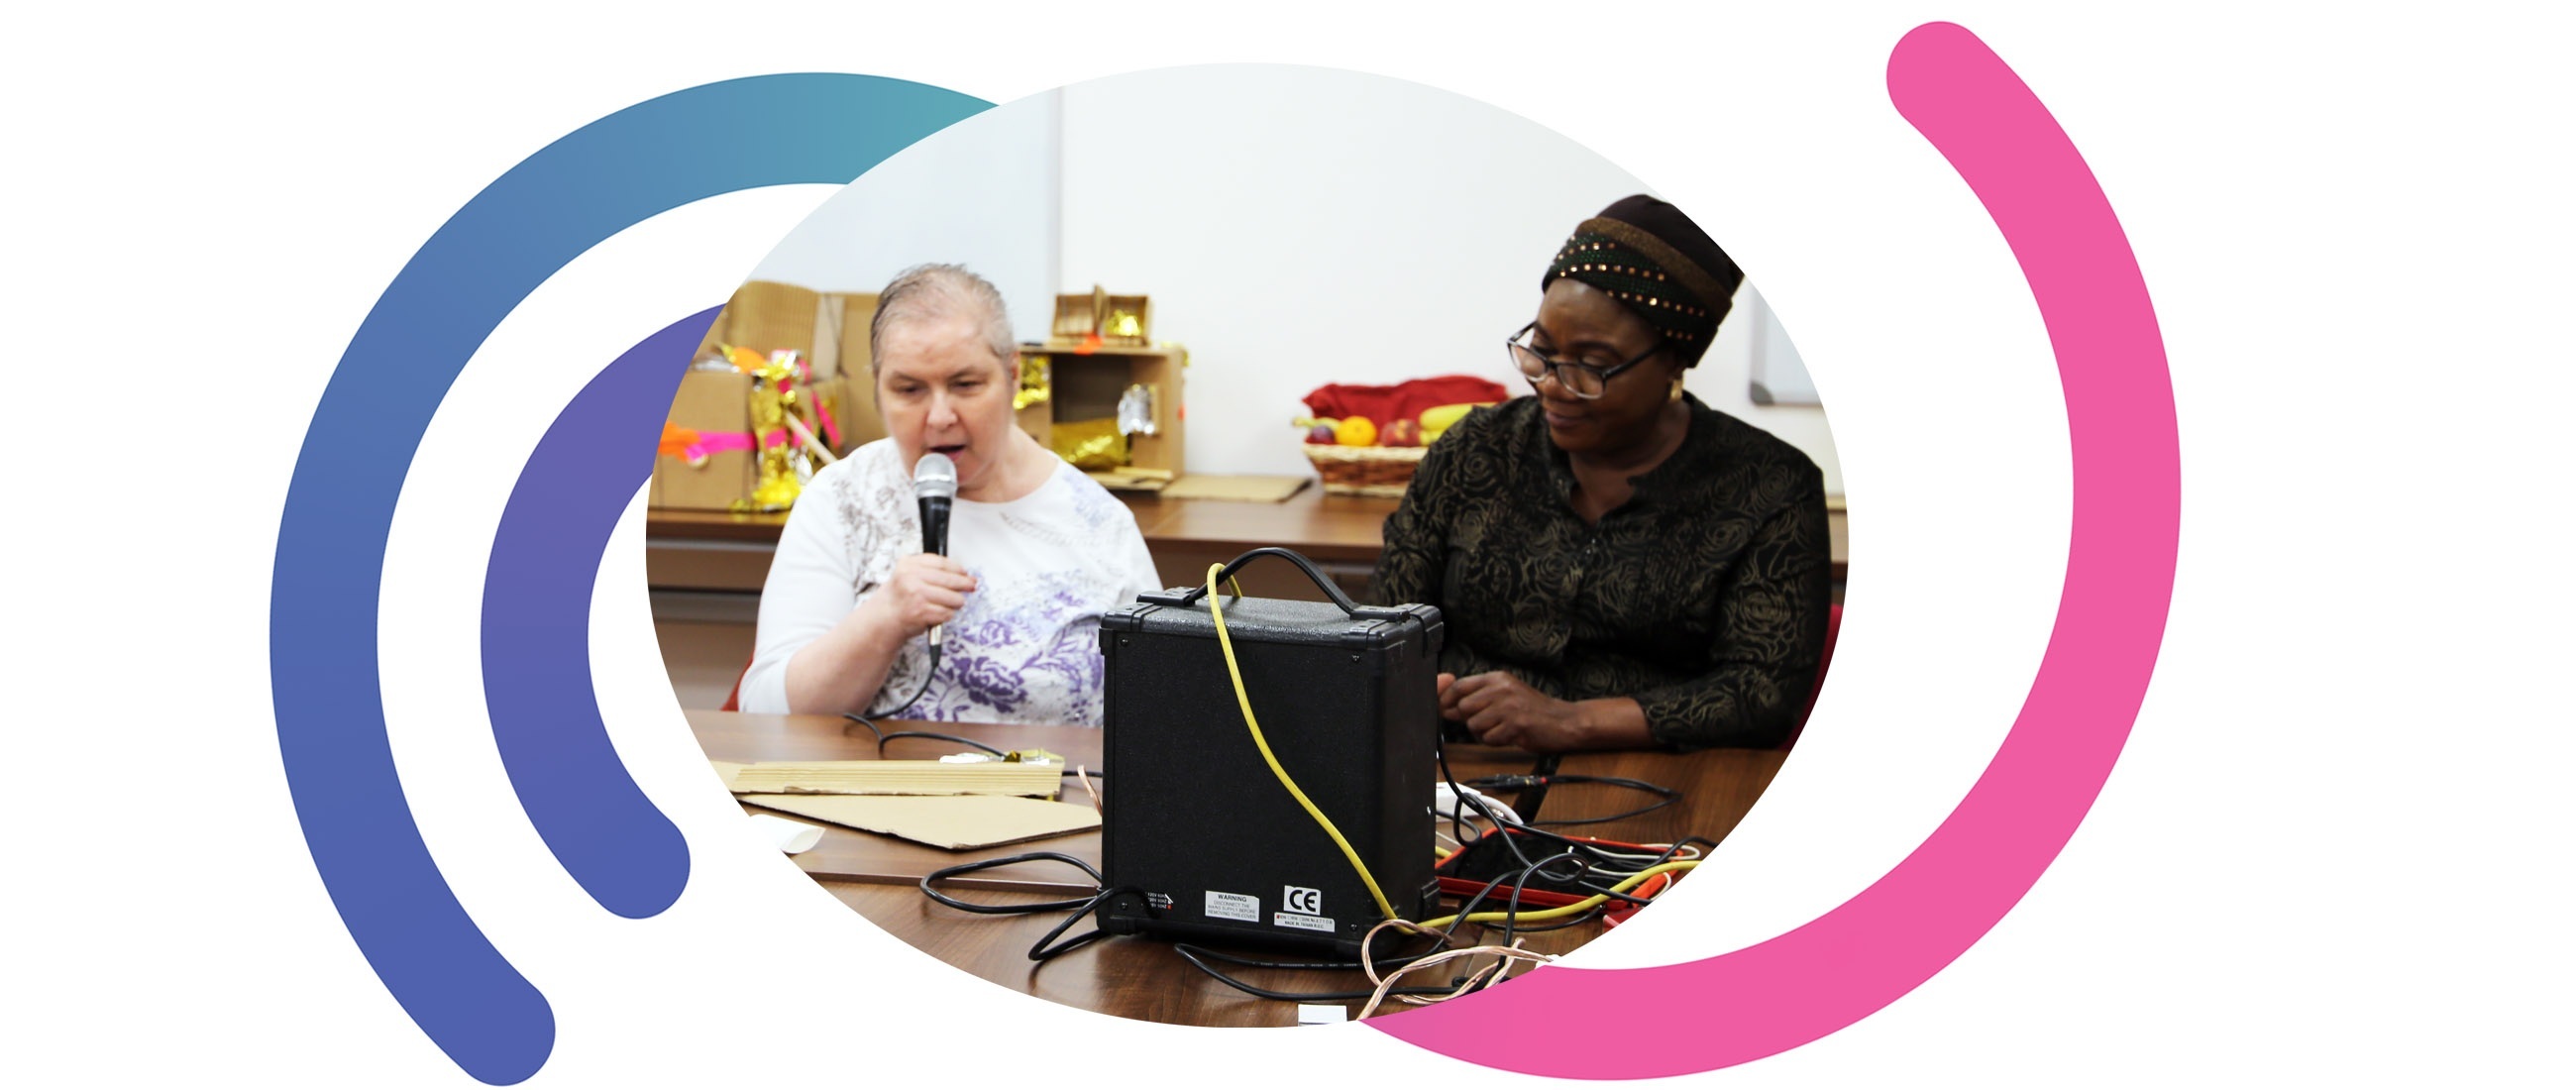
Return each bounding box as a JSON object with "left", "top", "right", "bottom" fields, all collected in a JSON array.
[{"left": 682, "top": 430, "right": 785, "bottom": 464}]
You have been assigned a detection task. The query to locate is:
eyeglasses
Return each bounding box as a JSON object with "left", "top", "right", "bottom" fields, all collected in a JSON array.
[{"left": 1505, "top": 322, "right": 1662, "bottom": 399}]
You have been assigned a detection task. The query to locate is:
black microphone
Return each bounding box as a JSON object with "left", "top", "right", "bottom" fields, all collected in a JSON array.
[{"left": 912, "top": 452, "right": 957, "bottom": 648}]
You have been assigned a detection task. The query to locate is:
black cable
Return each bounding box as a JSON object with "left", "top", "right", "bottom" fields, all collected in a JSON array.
[
  {"left": 1445, "top": 822, "right": 1677, "bottom": 897},
  {"left": 1025, "top": 887, "right": 1134, "bottom": 962},
  {"left": 839, "top": 713, "right": 884, "bottom": 742},
  {"left": 876, "top": 644, "right": 941, "bottom": 718},
  {"left": 1494, "top": 849, "right": 1582, "bottom": 948},
  {"left": 1548, "top": 833, "right": 1716, "bottom": 906},
  {"left": 853, "top": 721, "right": 1090, "bottom": 771},
  {"left": 1536, "top": 835, "right": 1711, "bottom": 903},
  {"left": 1651, "top": 836, "right": 1721, "bottom": 867},
  {"left": 1440, "top": 873, "right": 1513, "bottom": 942},
  {"left": 1437, "top": 738, "right": 1548, "bottom": 876},
  {"left": 918, "top": 852, "right": 1106, "bottom": 916},
  {"left": 1438, "top": 744, "right": 1477, "bottom": 847},
  {"left": 1463, "top": 773, "right": 1681, "bottom": 827},
  {"left": 1572, "top": 884, "right": 1658, "bottom": 909},
  {"left": 915, "top": 854, "right": 1131, "bottom": 962},
  {"left": 1440, "top": 853, "right": 1577, "bottom": 946},
  {"left": 1433, "top": 758, "right": 1688, "bottom": 927},
  {"left": 877, "top": 730, "right": 1006, "bottom": 757},
  {"left": 1503, "top": 858, "right": 1540, "bottom": 949},
  {"left": 1516, "top": 754, "right": 1564, "bottom": 821},
  {"left": 1504, "top": 905, "right": 1605, "bottom": 933},
  {"left": 1533, "top": 799, "right": 1679, "bottom": 826}
]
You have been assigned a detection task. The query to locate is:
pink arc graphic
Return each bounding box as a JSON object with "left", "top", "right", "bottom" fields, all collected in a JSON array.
[{"left": 1372, "top": 22, "right": 2181, "bottom": 1075}]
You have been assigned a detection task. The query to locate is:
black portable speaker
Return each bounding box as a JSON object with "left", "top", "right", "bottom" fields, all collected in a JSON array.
[{"left": 1095, "top": 548, "right": 1444, "bottom": 955}]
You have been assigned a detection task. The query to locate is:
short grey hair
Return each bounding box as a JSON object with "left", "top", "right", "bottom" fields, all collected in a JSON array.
[{"left": 868, "top": 264, "right": 1017, "bottom": 376}]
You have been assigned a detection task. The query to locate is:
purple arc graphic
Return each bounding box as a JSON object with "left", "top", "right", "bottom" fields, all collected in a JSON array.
[
  {"left": 1371, "top": 22, "right": 2181, "bottom": 1076},
  {"left": 482, "top": 307, "right": 725, "bottom": 920}
]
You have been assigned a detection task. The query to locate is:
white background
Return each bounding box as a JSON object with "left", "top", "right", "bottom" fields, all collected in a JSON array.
[{"left": 4, "top": 2, "right": 2569, "bottom": 1087}]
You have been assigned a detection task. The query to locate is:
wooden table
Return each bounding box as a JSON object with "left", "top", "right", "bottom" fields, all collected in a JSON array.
[
  {"left": 648, "top": 489, "right": 1401, "bottom": 600},
  {"left": 1117, "top": 490, "right": 1399, "bottom": 600},
  {"left": 650, "top": 487, "right": 1845, "bottom": 601},
  {"left": 691, "top": 709, "right": 1786, "bottom": 1026}
]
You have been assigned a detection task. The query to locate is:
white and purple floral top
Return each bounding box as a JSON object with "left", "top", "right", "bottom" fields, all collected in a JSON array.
[{"left": 737, "top": 438, "right": 1163, "bottom": 725}]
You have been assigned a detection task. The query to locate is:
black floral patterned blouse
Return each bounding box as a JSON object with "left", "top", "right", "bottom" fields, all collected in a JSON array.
[{"left": 1372, "top": 394, "right": 1832, "bottom": 749}]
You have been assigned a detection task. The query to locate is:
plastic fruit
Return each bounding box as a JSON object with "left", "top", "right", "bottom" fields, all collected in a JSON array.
[
  {"left": 1307, "top": 423, "right": 1338, "bottom": 444},
  {"left": 1418, "top": 402, "right": 1479, "bottom": 440},
  {"left": 1381, "top": 418, "right": 1422, "bottom": 447},
  {"left": 1335, "top": 416, "right": 1378, "bottom": 446}
]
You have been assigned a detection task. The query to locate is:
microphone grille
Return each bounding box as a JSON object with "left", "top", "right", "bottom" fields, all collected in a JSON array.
[{"left": 912, "top": 452, "right": 958, "bottom": 498}]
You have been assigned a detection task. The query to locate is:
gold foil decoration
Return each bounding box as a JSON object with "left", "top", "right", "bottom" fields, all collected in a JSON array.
[
  {"left": 1049, "top": 416, "right": 1127, "bottom": 471},
  {"left": 721, "top": 343, "right": 767, "bottom": 372},
  {"left": 1015, "top": 354, "right": 1052, "bottom": 411},
  {"left": 735, "top": 358, "right": 805, "bottom": 512}
]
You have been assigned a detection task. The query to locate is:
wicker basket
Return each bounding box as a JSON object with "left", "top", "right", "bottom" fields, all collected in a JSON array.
[{"left": 1303, "top": 444, "right": 1427, "bottom": 496}]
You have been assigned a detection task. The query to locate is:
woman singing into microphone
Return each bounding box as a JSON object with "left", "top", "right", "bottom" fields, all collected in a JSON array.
[{"left": 735, "top": 264, "right": 1161, "bottom": 724}]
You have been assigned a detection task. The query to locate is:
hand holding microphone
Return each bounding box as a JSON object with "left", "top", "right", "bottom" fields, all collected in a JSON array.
[
  {"left": 855, "top": 453, "right": 970, "bottom": 720},
  {"left": 877, "top": 554, "right": 975, "bottom": 640},
  {"left": 909, "top": 452, "right": 967, "bottom": 648}
]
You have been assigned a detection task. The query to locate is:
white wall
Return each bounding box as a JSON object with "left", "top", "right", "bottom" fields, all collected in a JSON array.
[
  {"left": 747, "top": 90, "right": 1057, "bottom": 346},
  {"left": 746, "top": 67, "right": 1839, "bottom": 493},
  {"left": 1055, "top": 65, "right": 1835, "bottom": 493},
  {"left": 1703, "top": 283, "right": 1841, "bottom": 493}
]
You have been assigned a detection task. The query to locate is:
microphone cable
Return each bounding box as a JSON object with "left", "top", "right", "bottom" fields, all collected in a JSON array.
[{"left": 873, "top": 643, "right": 941, "bottom": 719}]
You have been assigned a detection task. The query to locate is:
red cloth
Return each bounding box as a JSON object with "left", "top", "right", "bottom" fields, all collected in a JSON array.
[{"left": 1302, "top": 375, "right": 1510, "bottom": 427}]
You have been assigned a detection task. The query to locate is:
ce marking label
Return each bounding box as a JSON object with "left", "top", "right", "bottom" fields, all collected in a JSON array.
[{"left": 1283, "top": 886, "right": 1323, "bottom": 915}]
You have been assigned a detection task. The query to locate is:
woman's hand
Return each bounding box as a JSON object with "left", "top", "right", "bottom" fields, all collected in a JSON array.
[
  {"left": 869, "top": 553, "right": 978, "bottom": 637},
  {"left": 781, "top": 554, "right": 975, "bottom": 716},
  {"left": 1443, "top": 671, "right": 1587, "bottom": 752},
  {"left": 1440, "top": 671, "right": 1655, "bottom": 753}
]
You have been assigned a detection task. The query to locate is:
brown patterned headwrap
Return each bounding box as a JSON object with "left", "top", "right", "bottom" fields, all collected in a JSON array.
[{"left": 1544, "top": 195, "right": 1745, "bottom": 367}]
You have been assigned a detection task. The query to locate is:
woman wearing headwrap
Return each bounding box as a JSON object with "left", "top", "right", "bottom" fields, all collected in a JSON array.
[{"left": 1372, "top": 196, "right": 1832, "bottom": 752}]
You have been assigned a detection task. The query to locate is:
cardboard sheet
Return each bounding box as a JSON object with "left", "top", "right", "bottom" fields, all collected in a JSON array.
[
  {"left": 1156, "top": 474, "right": 1313, "bottom": 502},
  {"left": 739, "top": 793, "right": 1102, "bottom": 851},
  {"left": 1083, "top": 468, "right": 1173, "bottom": 492}
]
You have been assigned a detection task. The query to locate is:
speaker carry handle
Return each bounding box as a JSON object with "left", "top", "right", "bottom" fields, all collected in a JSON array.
[{"left": 1137, "top": 546, "right": 1415, "bottom": 621}]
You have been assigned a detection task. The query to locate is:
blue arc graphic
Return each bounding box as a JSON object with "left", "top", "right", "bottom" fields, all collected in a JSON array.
[{"left": 269, "top": 76, "right": 990, "bottom": 1084}]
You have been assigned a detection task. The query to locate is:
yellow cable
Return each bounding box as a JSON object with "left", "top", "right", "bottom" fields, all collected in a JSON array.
[
  {"left": 1205, "top": 563, "right": 1398, "bottom": 921},
  {"left": 1414, "top": 859, "right": 1697, "bottom": 930}
]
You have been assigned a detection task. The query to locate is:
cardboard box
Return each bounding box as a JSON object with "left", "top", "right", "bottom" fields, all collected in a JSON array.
[
  {"left": 1052, "top": 286, "right": 1151, "bottom": 347},
  {"left": 653, "top": 369, "right": 756, "bottom": 511},
  {"left": 710, "top": 281, "right": 820, "bottom": 363},
  {"left": 833, "top": 292, "right": 880, "bottom": 381},
  {"left": 812, "top": 372, "right": 887, "bottom": 456},
  {"left": 1030, "top": 345, "right": 1185, "bottom": 477}
]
